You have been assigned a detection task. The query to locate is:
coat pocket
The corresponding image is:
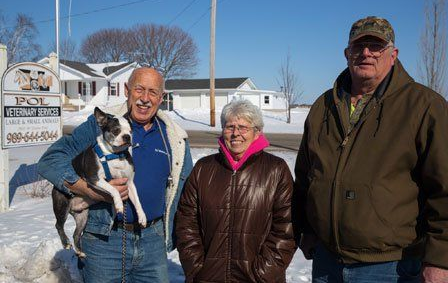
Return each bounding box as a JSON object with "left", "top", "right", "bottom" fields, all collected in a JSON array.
[
  {"left": 338, "top": 183, "right": 417, "bottom": 251},
  {"left": 305, "top": 179, "right": 333, "bottom": 244}
]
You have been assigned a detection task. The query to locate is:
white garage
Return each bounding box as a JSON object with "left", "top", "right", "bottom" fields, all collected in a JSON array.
[
  {"left": 166, "top": 78, "right": 285, "bottom": 111},
  {"left": 180, "top": 94, "right": 201, "bottom": 108}
]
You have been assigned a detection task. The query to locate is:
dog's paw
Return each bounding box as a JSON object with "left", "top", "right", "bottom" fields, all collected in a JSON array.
[
  {"left": 138, "top": 214, "right": 147, "bottom": 228},
  {"left": 115, "top": 204, "right": 124, "bottom": 214}
]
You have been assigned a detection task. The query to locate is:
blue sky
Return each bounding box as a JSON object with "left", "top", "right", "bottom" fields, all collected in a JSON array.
[{"left": 1, "top": 0, "right": 428, "bottom": 103}]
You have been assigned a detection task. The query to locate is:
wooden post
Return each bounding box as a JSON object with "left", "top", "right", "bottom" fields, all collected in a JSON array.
[
  {"left": 0, "top": 44, "right": 9, "bottom": 212},
  {"left": 49, "top": 52, "right": 58, "bottom": 72},
  {"left": 209, "top": 0, "right": 216, "bottom": 127}
]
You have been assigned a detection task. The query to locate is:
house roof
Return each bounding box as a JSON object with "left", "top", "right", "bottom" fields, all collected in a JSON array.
[
  {"left": 59, "top": 60, "right": 134, "bottom": 78},
  {"left": 166, "top": 77, "right": 249, "bottom": 90},
  {"left": 60, "top": 60, "right": 103, "bottom": 78},
  {"left": 102, "top": 62, "right": 134, "bottom": 76}
]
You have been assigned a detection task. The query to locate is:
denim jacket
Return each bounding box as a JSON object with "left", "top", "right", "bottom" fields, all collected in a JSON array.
[{"left": 38, "top": 104, "right": 193, "bottom": 252}]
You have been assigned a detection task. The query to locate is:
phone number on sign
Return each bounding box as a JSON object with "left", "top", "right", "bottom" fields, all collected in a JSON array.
[{"left": 6, "top": 131, "right": 59, "bottom": 144}]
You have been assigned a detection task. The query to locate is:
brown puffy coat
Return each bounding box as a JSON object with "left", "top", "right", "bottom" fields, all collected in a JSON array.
[{"left": 175, "top": 151, "right": 296, "bottom": 283}]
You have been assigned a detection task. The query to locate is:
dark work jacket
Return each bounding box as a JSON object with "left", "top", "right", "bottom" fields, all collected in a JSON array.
[
  {"left": 294, "top": 60, "right": 448, "bottom": 268},
  {"left": 176, "top": 151, "right": 296, "bottom": 283}
]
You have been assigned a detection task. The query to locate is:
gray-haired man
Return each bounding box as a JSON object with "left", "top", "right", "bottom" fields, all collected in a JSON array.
[{"left": 294, "top": 16, "right": 448, "bottom": 282}]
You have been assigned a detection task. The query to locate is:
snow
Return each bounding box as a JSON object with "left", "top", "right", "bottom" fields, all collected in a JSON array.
[
  {"left": 0, "top": 108, "right": 312, "bottom": 282},
  {"left": 63, "top": 105, "right": 309, "bottom": 134}
]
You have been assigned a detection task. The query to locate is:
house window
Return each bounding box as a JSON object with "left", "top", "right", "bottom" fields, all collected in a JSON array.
[
  {"left": 82, "top": 82, "right": 91, "bottom": 96},
  {"left": 109, "top": 82, "right": 118, "bottom": 96},
  {"left": 264, "top": 95, "right": 270, "bottom": 104},
  {"left": 161, "top": 92, "right": 174, "bottom": 111}
]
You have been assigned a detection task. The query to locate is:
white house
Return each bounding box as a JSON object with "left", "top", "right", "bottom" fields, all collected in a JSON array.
[
  {"left": 38, "top": 57, "right": 138, "bottom": 107},
  {"left": 165, "top": 77, "right": 286, "bottom": 110},
  {"left": 38, "top": 58, "right": 286, "bottom": 110}
]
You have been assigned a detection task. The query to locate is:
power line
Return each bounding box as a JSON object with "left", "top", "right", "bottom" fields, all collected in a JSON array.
[
  {"left": 166, "top": 0, "right": 198, "bottom": 26},
  {"left": 187, "top": 8, "right": 210, "bottom": 32},
  {"left": 0, "top": 0, "right": 156, "bottom": 32},
  {"left": 187, "top": 0, "right": 228, "bottom": 32}
]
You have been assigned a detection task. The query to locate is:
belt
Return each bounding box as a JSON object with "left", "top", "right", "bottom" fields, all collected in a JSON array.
[{"left": 113, "top": 216, "right": 163, "bottom": 232}]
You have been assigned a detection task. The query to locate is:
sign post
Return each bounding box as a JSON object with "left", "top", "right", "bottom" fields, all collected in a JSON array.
[
  {"left": 0, "top": 44, "right": 8, "bottom": 212},
  {"left": 0, "top": 61, "right": 61, "bottom": 212}
]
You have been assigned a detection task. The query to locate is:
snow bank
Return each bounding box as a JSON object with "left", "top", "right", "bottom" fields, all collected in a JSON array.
[{"left": 1, "top": 136, "right": 311, "bottom": 282}]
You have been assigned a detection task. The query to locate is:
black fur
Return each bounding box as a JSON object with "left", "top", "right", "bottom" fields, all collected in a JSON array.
[{"left": 52, "top": 107, "right": 137, "bottom": 258}]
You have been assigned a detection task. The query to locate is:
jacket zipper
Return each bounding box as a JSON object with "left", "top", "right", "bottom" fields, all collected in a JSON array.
[
  {"left": 330, "top": 103, "right": 347, "bottom": 255},
  {"left": 226, "top": 170, "right": 237, "bottom": 283},
  {"left": 331, "top": 135, "right": 350, "bottom": 254},
  {"left": 331, "top": 102, "right": 379, "bottom": 256}
]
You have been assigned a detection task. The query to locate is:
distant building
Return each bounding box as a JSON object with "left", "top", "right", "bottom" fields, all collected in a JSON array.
[
  {"left": 38, "top": 57, "right": 286, "bottom": 111},
  {"left": 38, "top": 57, "right": 136, "bottom": 109},
  {"left": 165, "top": 77, "right": 286, "bottom": 110}
]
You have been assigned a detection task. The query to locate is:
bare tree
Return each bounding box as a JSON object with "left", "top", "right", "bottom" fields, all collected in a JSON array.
[
  {"left": 278, "top": 51, "right": 302, "bottom": 123},
  {"left": 0, "top": 11, "right": 7, "bottom": 44},
  {"left": 2, "top": 13, "right": 41, "bottom": 64},
  {"left": 418, "top": 0, "right": 447, "bottom": 97},
  {"left": 49, "top": 37, "right": 80, "bottom": 61},
  {"left": 80, "top": 28, "right": 132, "bottom": 63},
  {"left": 79, "top": 24, "right": 198, "bottom": 78},
  {"left": 128, "top": 24, "right": 198, "bottom": 78}
]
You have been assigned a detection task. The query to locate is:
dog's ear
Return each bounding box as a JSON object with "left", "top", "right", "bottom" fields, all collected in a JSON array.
[{"left": 94, "top": 107, "right": 108, "bottom": 127}]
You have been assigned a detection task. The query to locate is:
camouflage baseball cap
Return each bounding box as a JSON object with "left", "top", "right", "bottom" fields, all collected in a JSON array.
[{"left": 349, "top": 16, "right": 395, "bottom": 44}]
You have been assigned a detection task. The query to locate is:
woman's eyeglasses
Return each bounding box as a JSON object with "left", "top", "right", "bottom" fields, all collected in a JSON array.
[{"left": 223, "top": 125, "right": 255, "bottom": 134}]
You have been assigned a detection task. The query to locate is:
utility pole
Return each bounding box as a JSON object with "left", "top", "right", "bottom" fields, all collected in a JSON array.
[
  {"left": 209, "top": 0, "right": 216, "bottom": 127},
  {"left": 55, "top": 0, "right": 60, "bottom": 76}
]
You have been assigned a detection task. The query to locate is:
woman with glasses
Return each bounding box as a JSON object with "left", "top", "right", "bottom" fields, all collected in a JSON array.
[{"left": 175, "top": 99, "right": 296, "bottom": 283}]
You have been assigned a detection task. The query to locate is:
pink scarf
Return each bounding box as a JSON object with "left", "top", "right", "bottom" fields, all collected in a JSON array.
[{"left": 218, "top": 133, "right": 270, "bottom": 171}]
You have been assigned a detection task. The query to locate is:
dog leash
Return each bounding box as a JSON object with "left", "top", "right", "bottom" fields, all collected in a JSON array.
[
  {"left": 121, "top": 202, "right": 127, "bottom": 283},
  {"left": 92, "top": 143, "right": 129, "bottom": 282}
]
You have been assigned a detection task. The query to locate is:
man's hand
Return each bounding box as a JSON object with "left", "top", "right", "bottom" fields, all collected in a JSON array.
[
  {"left": 109, "top": 178, "right": 129, "bottom": 201},
  {"left": 299, "top": 233, "right": 319, "bottom": 260},
  {"left": 422, "top": 265, "right": 448, "bottom": 283},
  {"left": 65, "top": 177, "right": 129, "bottom": 202}
]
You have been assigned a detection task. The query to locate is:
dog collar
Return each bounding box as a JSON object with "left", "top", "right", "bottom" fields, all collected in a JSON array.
[{"left": 93, "top": 143, "right": 128, "bottom": 181}]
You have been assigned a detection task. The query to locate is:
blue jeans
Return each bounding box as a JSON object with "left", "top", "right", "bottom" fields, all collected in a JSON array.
[
  {"left": 78, "top": 219, "right": 169, "bottom": 283},
  {"left": 312, "top": 244, "right": 422, "bottom": 283}
]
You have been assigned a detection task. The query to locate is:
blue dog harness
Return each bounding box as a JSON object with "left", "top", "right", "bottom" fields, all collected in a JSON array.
[{"left": 93, "top": 143, "right": 128, "bottom": 181}]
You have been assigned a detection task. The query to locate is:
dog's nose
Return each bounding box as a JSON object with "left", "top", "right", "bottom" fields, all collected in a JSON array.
[{"left": 123, "top": 134, "right": 131, "bottom": 144}]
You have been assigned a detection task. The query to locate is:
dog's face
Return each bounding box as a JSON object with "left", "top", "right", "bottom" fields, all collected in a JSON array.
[{"left": 94, "top": 107, "right": 132, "bottom": 152}]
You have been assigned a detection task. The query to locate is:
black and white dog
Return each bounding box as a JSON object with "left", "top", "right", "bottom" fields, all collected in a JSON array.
[{"left": 52, "top": 107, "right": 147, "bottom": 258}]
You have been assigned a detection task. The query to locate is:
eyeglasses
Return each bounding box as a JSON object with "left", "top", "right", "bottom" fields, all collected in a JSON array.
[
  {"left": 348, "top": 42, "right": 393, "bottom": 59},
  {"left": 133, "top": 86, "right": 163, "bottom": 98},
  {"left": 223, "top": 124, "right": 256, "bottom": 134}
]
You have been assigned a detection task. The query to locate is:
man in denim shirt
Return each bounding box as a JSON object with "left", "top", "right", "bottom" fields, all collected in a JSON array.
[{"left": 38, "top": 67, "right": 193, "bottom": 283}]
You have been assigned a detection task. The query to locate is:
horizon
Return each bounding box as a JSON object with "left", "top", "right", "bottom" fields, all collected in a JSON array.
[{"left": 1, "top": 0, "right": 439, "bottom": 103}]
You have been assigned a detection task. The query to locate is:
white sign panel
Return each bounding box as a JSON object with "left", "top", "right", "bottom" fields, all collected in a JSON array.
[{"left": 1, "top": 62, "right": 61, "bottom": 148}]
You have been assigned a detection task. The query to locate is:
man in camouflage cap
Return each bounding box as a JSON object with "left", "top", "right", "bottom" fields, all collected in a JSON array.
[
  {"left": 348, "top": 16, "right": 395, "bottom": 44},
  {"left": 294, "top": 16, "right": 448, "bottom": 282}
]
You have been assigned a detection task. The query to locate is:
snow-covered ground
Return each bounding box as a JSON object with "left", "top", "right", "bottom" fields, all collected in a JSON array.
[
  {"left": 0, "top": 107, "right": 311, "bottom": 282},
  {"left": 63, "top": 105, "right": 309, "bottom": 134}
]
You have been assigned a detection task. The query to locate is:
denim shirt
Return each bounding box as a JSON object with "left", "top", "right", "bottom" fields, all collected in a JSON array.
[{"left": 37, "top": 112, "right": 193, "bottom": 252}]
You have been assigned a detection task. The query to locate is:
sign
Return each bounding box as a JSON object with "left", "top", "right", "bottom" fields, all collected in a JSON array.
[{"left": 1, "top": 62, "right": 61, "bottom": 148}]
